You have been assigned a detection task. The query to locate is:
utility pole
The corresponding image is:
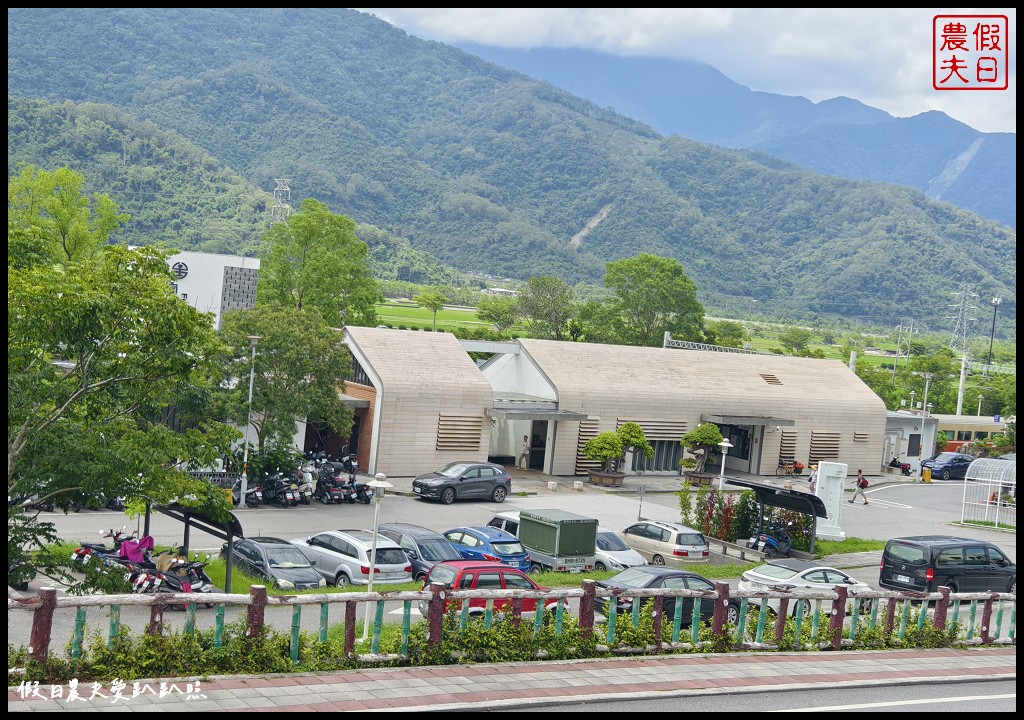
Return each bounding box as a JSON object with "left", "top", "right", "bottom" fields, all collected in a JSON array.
[{"left": 948, "top": 284, "right": 977, "bottom": 416}]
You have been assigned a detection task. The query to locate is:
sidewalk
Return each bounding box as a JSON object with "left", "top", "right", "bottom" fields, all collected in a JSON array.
[{"left": 9, "top": 647, "right": 1015, "bottom": 712}]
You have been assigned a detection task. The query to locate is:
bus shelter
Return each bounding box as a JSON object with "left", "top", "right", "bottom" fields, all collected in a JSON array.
[{"left": 963, "top": 457, "right": 1016, "bottom": 530}]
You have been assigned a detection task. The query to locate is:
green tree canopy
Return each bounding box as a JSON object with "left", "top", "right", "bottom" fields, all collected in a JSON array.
[
  {"left": 8, "top": 164, "right": 128, "bottom": 265},
  {"left": 413, "top": 289, "right": 448, "bottom": 331},
  {"left": 8, "top": 244, "right": 239, "bottom": 517},
  {"left": 217, "top": 305, "right": 353, "bottom": 455},
  {"left": 604, "top": 253, "right": 706, "bottom": 346},
  {"left": 680, "top": 422, "right": 724, "bottom": 474},
  {"left": 583, "top": 422, "right": 653, "bottom": 473},
  {"left": 256, "top": 198, "right": 381, "bottom": 327},
  {"left": 476, "top": 294, "right": 520, "bottom": 332},
  {"left": 518, "top": 276, "right": 575, "bottom": 340}
]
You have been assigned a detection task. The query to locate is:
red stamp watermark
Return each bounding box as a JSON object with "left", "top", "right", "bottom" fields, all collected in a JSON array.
[{"left": 933, "top": 15, "right": 1009, "bottom": 90}]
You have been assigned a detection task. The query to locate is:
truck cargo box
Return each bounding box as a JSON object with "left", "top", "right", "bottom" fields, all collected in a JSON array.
[{"left": 519, "top": 509, "right": 598, "bottom": 557}]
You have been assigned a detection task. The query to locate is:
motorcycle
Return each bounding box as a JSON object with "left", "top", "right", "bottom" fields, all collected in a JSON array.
[
  {"left": 71, "top": 526, "right": 137, "bottom": 565},
  {"left": 294, "top": 463, "right": 315, "bottom": 505},
  {"left": 348, "top": 463, "right": 371, "bottom": 504},
  {"left": 231, "top": 477, "right": 262, "bottom": 508},
  {"left": 889, "top": 456, "right": 913, "bottom": 476},
  {"left": 314, "top": 462, "right": 349, "bottom": 504},
  {"left": 338, "top": 445, "right": 359, "bottom": 474},
  {"left": 747, "top": 521, "right": 793, "bottom": 558}
]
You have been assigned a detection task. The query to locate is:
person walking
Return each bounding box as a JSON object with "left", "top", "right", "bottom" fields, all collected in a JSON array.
[
  {"left": 517, "top": 435, "right": 530, "bottom": 470},
  {"left": 808, "top": 464, "right": 818, "bottom": 494},
  {"left": 849, "top": 469, "right": 869, "bottom": 504}
]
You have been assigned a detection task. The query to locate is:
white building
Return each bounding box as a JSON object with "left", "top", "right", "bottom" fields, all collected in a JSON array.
[{"left": 165, "top": 250, "right": 260, "bottom": 328}]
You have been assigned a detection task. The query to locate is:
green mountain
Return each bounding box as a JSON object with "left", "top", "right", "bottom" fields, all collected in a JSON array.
[{"left": 7, "top": 8, "right": 1016, "bottom": 330}]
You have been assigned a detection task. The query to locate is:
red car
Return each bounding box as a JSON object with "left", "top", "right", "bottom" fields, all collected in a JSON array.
[{"left": 419, "top": 560, "right": 569, "bottom": 619}]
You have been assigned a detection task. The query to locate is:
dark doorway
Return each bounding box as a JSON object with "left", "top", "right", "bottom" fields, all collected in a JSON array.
[{"left": 529, "top": 421, "right": 548, "bottom": 471}]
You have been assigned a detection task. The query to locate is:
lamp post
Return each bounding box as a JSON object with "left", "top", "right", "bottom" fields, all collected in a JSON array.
[
  {"left": 717, "top": 438, "right": 734, "bottom": 491},
  {"left": 977, "top": 394, "right": 984, "bottom": 417},
  {"left": 238, "top": 335, "right": 261, "bottom": 509},
  {"left": 909, "top": 390, "right": 916, "bottom": 413},
  {"left": 362, "top": 472, "right": 393, "bottom": 642},
  {"left": 985, "top": 297, "right": 1001, "bottom": 375},
  {"left": 921, "top": 372, "right": 934, "bottom": 417}
]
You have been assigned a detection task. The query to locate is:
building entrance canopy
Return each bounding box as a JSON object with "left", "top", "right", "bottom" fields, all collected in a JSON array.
[{"left": 486, "top": 406, "right": 590, "bottom": 422}]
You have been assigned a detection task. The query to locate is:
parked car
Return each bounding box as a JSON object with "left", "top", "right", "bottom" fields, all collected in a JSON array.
[
  {"left": 378, "top": 522, "right": 464, "bottom": 582},
  {"left": 594, "top": 526, "right": 647, "bottom": 572},
  {"left": 418, "top": 559, "right": 569, "bottom": 620},
  {"left": 878, "top": 536, "right": 1015, "bottom": 594},
  {"left": 289, "top": 529, "right": 412, "bottom": 587},
  {"left": 738, "top": 558, "right": 871, "bottom": 617},
  {"left": 219, "top": 537, "right": 326, "bottom": 590},
  {"left": 443, "top": 526, "right": 531, "bottom": 571},
  {"left": 920, "top": 452, "right": 976, "bottom": 481},
  {"left": 595, "top": 566, "right": 738, "bottom": 624},
  {"left": 620, "top": 520, "right": 709, "bottom": 566},
  {"left": 412, "top": 461, "right": 512, "bottom": 504}
]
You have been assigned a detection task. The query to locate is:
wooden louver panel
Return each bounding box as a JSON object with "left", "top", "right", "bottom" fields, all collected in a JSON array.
[
  {"left": 435, "top": 414, "right": 483, "bottom": 451},
  {"left": 575, "top": 419, "right": 602, "bottom": 475},
  {"left": 616, "top": 419, "right": 688, "bottom": 442},
  {"left": 778, "top": 431, "right": 798, "bottom": 462},
  {"left": 809, "top": 431, "right": 842, "bottom": 465}
]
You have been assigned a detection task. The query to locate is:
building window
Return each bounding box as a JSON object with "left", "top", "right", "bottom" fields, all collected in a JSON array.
[
  {"left": 956, "top": 430, "right": 972, "bottom": 441},
  {"left": 631, "top": 440, "right": 682, "bottom": 472},
  {"left": 974, "top": 431, "right": 989, "bottom": 440},
  {"left": 348, "top": 355, "right": 370, "bottom": 387},
  {"left": 908, "top": 434, "right": 921, "bottom": 457}
]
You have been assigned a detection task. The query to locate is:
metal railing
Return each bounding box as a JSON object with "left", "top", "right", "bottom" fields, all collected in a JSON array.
[{"left": 9, "top": 582, "right": 1015, "bottom": 666}]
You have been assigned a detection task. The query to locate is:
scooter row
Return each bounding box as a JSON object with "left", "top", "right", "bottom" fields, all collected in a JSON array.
[
  {"left": 71, "top": 527, "right": 215, "bottom": 603},
  {"left": 232, "top": 455, "right": 371, "bottom": 508}
]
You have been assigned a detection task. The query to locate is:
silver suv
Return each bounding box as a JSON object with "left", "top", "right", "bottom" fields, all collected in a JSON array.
[
  {"left": 289, "top": 529, "right": 412, "bottom": 587},
  {"left": 619, "top": 520, "right": 709, "bottom": 566}
]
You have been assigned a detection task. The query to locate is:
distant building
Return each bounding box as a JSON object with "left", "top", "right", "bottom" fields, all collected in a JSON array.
[
  {"left": 164, "top": 250, "right": 260, "bottom": 328},
  {"left": 482, "top": 288, "right": 520, "bottom": 297}
]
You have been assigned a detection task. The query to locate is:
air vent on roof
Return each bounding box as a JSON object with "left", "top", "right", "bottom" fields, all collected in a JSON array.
[{"left": 760, "top": 373, "right": 783, "bottom": 385}]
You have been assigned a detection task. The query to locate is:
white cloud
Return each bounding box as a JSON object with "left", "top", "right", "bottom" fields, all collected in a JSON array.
[{"left": 363, "top": 8, "right": 1016, "bottom": 133}]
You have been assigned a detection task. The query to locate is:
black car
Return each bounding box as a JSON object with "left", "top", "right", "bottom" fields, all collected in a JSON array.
[
  {"left": 595, "top": 566, "right": 740, "bottom": 625},
  {"left": 411, "top": 461, "right": 512, "bottom": 504},
  {"left": 220, "top": 536, "right": 326, "bottom": 591},
  {"left": 378, "top": 522, "right": 464, "bottom": 581},
  {"left": 879, "top": 536, "right": 1015, "bottom": 594}
]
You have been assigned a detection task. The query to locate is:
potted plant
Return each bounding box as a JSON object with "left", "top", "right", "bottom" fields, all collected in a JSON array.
[
  {"left": 680, "top": 422, "right": 724, "bottom": 484},
  {"left": 583, "top": 422, "right": 654, "bottom": 487}
]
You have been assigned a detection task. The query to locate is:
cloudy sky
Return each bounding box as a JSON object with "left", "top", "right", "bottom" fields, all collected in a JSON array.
[{"left": 363, "top": 8, "right": 1016, "bottom": 134}]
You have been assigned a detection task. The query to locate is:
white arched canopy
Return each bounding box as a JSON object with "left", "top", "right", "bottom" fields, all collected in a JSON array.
[{"left": 961, "top": 457, "right": 1016, "bottom": 529}]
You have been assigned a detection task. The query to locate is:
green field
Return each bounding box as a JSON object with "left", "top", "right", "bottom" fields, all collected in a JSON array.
[{"left": 376, "top": 300, "right": 492, "bottom": 332}]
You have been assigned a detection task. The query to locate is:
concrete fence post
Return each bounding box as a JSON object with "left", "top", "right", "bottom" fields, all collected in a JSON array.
[
  {"left": 830, "top": 586, "right": 848, "bottom": 649},
  {"left": 775, "top": 597, "right": 790, "bottom": 643},
  {"left": 427, "top": 582, "right": 446, "bottom": 647},
  {"left": 712, "top": 582, "right": 730, "bottom": 648},
  {"left": 980, "top": 595, "right": 995, "bottom": 644}
]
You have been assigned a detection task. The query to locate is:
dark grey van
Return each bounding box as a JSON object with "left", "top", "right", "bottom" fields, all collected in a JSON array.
[{"left": 879, "top": 536, "right": 1015, "bottom": 594}]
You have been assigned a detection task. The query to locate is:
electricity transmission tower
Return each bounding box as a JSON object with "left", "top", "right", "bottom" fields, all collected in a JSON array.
[
  {"left": 892, "top": 320, "right": 914, "bottom": 380},
  {"left": 948, "top": 283, "right": 977, "bottom": 415},
  {"left": 271, "top": 178, "right": 292, "bottom": 223}
]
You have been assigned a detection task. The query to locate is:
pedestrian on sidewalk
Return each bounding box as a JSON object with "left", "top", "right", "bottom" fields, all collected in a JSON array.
[
  {"left": 849, "top": 469, "right": 869, "bottom": 504},
  {"left": 808, "top": 464, "right": 818, "bottom": 494},
  {"left": 518, "top": 435, "right": 530, "bottom": 470}
]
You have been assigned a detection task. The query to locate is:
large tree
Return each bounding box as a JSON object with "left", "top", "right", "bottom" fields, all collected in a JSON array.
[
  {"left": 256, "top": 198, "right": 381, "bottom": 327},
  {"left": 604, "top": 253, "right": 706, "bottom": 346},
  {"left": 413, "top": 289, "right": 447, "bottom": 331},
  {"left": 217, "top": 305, "right": 353, "bottom": 455},
  {"left": 475, "top": 294, "right": 519, "bottom": 332},
  {"left": 7, "top": 164, "right": 128, "bottom": 264},
  {"left": 517, "top": 276, "right": 575, "bottom": 340}
]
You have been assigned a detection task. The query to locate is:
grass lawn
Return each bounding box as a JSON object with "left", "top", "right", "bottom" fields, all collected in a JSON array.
[{"left": 375, "top": 301, "right": 491, "bottom": 332}]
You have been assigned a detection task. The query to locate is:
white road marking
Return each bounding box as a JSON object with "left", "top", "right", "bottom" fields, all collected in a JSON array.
[{"left": 771, "top": 693, "right": 1015, "bottom": 711}]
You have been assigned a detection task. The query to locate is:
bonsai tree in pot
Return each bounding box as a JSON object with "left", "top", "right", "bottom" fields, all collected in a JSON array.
[
  {"left": 680, "top": 422, "right": 724, "bottom": 476},
  {"left": 583, "top": 422, "right": 654, "bottom": 485}
]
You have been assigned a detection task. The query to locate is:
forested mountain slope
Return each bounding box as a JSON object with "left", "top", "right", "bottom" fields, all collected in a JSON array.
[{"left": 7, "top": 8, "right": 1016, "bottom": 328}]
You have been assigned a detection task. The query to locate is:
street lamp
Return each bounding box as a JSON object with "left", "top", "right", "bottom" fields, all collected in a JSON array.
[
  {"left": 717, "top": 438, "right": 734, "bottom": 491},
  {"left": 362, "top": 472, "right": 394, "bottom": 642},
  {"left": 238, "top": 335, "right": 261, "bottom": 509},
  {"left": 977, "top": 394, "right": 985, "bottom": 417},
  {"left": 920, "top": 373, "right": 934, "bottom": 417},
  {"left": 985, "top": 297, "right": 1001, "bottom": 376}
]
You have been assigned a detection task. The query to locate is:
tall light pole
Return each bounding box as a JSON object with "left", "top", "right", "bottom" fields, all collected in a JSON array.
[
  {"left": 717, "top": 438, "right": 734, "bottom": 491},
  {"left": 977, "top": 394, "right": 985, "bottom": 417},
  {"left": 985, "top": 297, "right": 1001, "bottom": 376},
  {"left": 362, "top": 473, "right": 393, "bottom": 643},
  {"left": 238, "top": 335, "right": 261, "bottom": 509},
  {"left": 921, "top": 373, "right": 934, "bottom": 417}
]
